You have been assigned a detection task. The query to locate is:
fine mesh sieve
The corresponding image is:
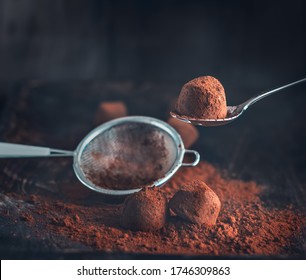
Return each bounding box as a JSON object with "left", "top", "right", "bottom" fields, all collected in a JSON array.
[{"left": 0, "top": 116, "right": 200, "bottom": 195}]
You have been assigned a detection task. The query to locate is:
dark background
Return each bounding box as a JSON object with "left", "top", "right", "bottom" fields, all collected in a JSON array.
[{"left": 0, "top": 0, "right": 305, "bottom": 82}]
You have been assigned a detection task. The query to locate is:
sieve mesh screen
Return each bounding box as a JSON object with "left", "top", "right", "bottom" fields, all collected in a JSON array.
[{"left": 80, "top": 122, "right": 177, "bottom": 190}]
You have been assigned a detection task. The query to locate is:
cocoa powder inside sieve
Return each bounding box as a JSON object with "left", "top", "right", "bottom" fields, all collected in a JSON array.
[{"left": 83, "top": 131, "right": 169, "bottom": 190}]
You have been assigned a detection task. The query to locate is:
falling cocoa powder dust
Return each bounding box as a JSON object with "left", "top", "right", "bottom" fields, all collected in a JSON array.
[{"left": 1, "top": 161, "right": 305, "bottom": 257}]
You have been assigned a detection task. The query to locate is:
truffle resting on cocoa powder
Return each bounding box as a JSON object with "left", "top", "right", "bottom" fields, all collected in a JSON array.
[
  {"left": 169, "top": 180, "right": 221, "bottom": 225},
  {"left": 175, "top": 76, "right": 227, "bottom": 119},
  {"left": 121, "top": 187, "right": 168, "bottom": 231}
]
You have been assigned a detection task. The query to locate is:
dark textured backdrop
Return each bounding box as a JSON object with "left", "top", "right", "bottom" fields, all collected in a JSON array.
[{"left": 0, "top": 0, "right": 305, "bottom": 84}]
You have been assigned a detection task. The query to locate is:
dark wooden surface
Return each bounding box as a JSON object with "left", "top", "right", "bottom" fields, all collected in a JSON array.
[{"left": 0, "top": 79, "right": 305, "bottom": 259}]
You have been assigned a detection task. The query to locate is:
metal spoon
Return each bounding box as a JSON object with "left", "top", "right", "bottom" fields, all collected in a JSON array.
[{"left": 170, "top": 78, "right": 306, "bottom": 127}]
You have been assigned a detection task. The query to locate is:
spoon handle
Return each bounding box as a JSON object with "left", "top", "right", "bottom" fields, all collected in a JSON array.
[{"left": 241, "top": 77, "right": 306, "bottom": 110}]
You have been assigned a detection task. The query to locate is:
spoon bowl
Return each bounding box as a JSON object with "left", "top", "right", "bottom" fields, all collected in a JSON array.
[
  {"left": 171, "top": 78, "right": 306, "bottom": 127},
  {"left": 171, "top": 105, "right": 241, "bottom": 127}
]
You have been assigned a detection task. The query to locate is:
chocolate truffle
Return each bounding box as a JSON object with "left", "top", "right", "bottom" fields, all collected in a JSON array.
[
  {"left": 169, "top": 180, "right": 221, "bottom": 225},
  {"left": 167, "top": 118, "right": 199, "bottom": 149},
  {"left": 175, "top": 76, "right": 227, "bottom": 119},
  {"left": 121, "top": 187, "right": 168, "bottom": 231},
  {"left": 94, "top": 101, "right": 128, "bottom": 125}
]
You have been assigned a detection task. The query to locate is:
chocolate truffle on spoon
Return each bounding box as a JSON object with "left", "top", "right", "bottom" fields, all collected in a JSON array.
[
  {"left": 175, "top": 76, "right": 227, "bottom": 120},
  {"left": 171, "top": 77, "right": 306, "bottom": 127}
]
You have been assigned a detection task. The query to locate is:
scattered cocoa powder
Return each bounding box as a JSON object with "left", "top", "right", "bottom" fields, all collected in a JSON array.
[
  {"left": 175, "top": 76, "right": 227, "bottom": 119},
  {"left": 169, "top": 180, "right": 221, "bottom": 225},
  {"left": 121, "top": 187, "right": 168, "bottom": 231},
  {"left": 1, "top": 161, "right": 305, "bottom": 256}
]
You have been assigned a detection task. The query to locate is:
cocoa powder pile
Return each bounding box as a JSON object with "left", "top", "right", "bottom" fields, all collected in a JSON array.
[{"left": 1, "top": 161, "right": 305, "bottom": 257}]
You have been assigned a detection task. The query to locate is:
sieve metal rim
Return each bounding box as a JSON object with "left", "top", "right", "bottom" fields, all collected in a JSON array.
[{"left": 73, "top": 116, "right": 197, "bottom": 196}]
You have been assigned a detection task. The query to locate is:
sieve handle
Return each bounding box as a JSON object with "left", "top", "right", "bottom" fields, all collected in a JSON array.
[
  {"left": 181, "top": 149, "right": 200, "bottom": 167},
  {"left": 0, "top": 142, "right": 74, "bottom": 158}
]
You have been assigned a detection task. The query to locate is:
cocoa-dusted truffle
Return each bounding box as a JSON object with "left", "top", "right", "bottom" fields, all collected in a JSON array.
[
  {"left": 121, "top": 187, "right": 168, "bottom": 231},
  {"left": 169, "top": 180, "right": 221, "bottom": 225},
  {"left": 94, "top": 101, "right": 128, "bottom": 125},
  {"left": 175, "top": 76, "right": 227, "bottom": 119},
  {"left": 167, "top": 118, "right": 199, "bottom": 149}
]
